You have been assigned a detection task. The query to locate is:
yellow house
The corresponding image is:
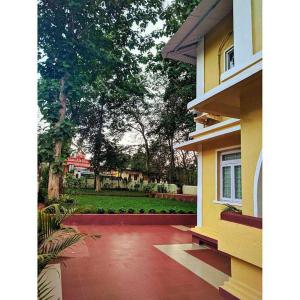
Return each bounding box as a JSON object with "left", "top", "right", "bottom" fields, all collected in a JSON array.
[{"left": 162, "top": 0, "right": 262, "bottom": 299}]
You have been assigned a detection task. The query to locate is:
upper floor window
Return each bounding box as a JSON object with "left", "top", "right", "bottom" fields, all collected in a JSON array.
[
  {"left": 225, "top": 46, "right": 235, "bottom": 71},
  {"left": 220, "top": 149, "right": 242, "bottom": 203}
]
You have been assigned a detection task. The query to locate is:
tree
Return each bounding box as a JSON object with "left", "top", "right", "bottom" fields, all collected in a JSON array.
[
  {"left": 38, "top": 0, "right": 163, "bottom": 200},
  {"left": 142, "top": 0, "right": 199, "bottom": 183}
]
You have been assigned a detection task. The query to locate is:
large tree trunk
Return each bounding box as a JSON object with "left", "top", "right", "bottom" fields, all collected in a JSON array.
[
  {"left": 95, "top": 174, "right": 101, "bottom": 192},
  {"left": 48, "top": 76, "right": 67, "bottom": 201},
  {"left": 168, "top": 138, "right": 176, "bottom": 184},
  {"left": 141, "top": 132, "right": 150, "bottom": 175}
]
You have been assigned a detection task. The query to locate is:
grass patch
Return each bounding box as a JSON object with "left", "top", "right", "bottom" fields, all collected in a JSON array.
[{"left": 73, "top": 194, "right": 196, "bottom": 214}]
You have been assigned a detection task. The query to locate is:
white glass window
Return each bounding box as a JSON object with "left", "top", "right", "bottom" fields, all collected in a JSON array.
[
  {"left": 225, "top": 46, "right": 235, "bottom": 71},
  {"left": 220, "top": 150, "right": 242, "bottom": 203}
]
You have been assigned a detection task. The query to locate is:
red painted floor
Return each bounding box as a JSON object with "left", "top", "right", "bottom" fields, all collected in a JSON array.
[
  {"left": 185, "top": 249, "right": 231, "bottom": 276},
  {"left": 60, "top": 225, "right": 223, "bottom": 300}
]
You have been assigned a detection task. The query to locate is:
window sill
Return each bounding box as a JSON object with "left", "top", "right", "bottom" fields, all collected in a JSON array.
[{"left": 213, "top": 200, "right": 242, "bottom": 207}]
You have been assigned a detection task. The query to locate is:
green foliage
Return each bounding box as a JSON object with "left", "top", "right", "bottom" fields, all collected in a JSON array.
[
  {"left": 222, "top": 204, "right": 242, "bottom": 214},
  {"left": 38, "top": 203, "right": 100, "bottom": 299},
  {"left": 148, "top": 208, "right": 156, "bottom": 214},
  {"left": 169, "top": 209, "right": 176, "bottom": 214},
  {"left": 127, "top": 208, "right": 135, "bottom": 214},
  {"left": 157, "top": 184, "right": 168, "bottom": 193},
  {"left": 133, "top": 183, "right": 140, "bottom": 191},
  {"left": 139, "top": 208, "right": 145, "bottom": 214},
  {"left": 38, "top": 187, "right": 48, "bottom": 203},
  {"left": 59, "top": 194, "right": 76, "bottom": 205},
  {"left": 97, "top": 208, "right": 105, "bottom": 214},
  {"left": 118, "top": 207, "right": 126, "bottom": 214},
  {"left": 143, "top": 183, "right": 156, "bottom": 193},
  {"left": 107, "top": 208, "right": 115, "bottom": 214},
  {"left": 74, "top": 193, "right": 196, "bottom": 213},
  {"left": 65, "top": 174, "right": 85, "bottom": 193}
]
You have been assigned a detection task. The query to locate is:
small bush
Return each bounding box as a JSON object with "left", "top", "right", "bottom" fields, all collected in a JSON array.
[
  {"left": 134, "top": 183, "right": 140, "bottom": 191},
  {"left": 139, "top": 209, "right": 145, "bottom": 214},
  {"left": 160, "top": 210, "right": 167, "bottom": 214},
  {"left": 65, "top": 198, "right": 75, "bottom": 204},
  {"left": 81, "top": 208, "right": 93, "bottom": 214},
  {"left": 188, "top": 211, "right": 194, "bottom": 214},
  {"left": 222, "top": 204, "right": 242, "bottom": 214},
  {"left": 119, "top": 208, "right": 126, "bottom": 214},
  {"left": 97, "top": 208, "right": 105, "bottom": 214},
  {"left": 60, "top": 194, "right": 75, "bottom": 204},
  {"left": 103, "top": 183, "right": 110, "bottom": 189},
  {"left": 38, "top": 187, "right": 47, "bottom": 203},
  {"left": 177, "top": 210, "right": 186, "bottom": 214},
  {"left": 127, "top": 208, "right": 135, "bottom": 214},
  {"left": 108, "top": 208, "right": 115, "bottom": 214},
  {"left": 157, "top": 184, "right": 168, "bottom": 193},
  {"left": 148, "top": 208, "right": 156, "bottom": 214},
  {"left": 143, "top": 183, "right": 155, "bottom": 193},
  {"left": 169, "top": 209, "right": 176, "bottom": 214}
]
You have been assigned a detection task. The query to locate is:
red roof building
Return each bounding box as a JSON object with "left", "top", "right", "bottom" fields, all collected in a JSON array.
[{"left": 64, "top": 152, "right": 91, "bottom": 174}]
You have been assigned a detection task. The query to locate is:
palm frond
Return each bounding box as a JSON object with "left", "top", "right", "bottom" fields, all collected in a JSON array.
[{"left": 38, "top": 269, "right": 54, "bottom": 300}]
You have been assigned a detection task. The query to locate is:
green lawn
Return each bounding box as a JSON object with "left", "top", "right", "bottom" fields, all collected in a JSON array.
[{"left": 73, "top": 194, "right": 196, "bottom": 214}]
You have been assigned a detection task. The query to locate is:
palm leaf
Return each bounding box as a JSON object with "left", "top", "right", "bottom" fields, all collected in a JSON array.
[{"left": 38, "top": 269, "right": 55, "bottom": 300}]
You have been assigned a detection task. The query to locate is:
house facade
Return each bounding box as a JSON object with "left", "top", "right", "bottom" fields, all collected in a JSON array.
[
  {"left": 162, "top": 0, "right": 262, "bottom": 299},
  {"left": 64, "top": 152, "right": 93, "bottom": 178}
]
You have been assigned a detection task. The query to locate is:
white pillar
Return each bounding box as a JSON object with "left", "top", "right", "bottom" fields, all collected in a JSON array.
[
  {"left": 196, "top": 39, "right": 204, "bottom": 226},
  {"left": 233, "top": 0, "right": 253, "bottom": 66},
  {"left": 196, "top": 38, "right": 205, "bottom": 131},
  {"left": 197, "top": 147, "right": 203, "bottom": 227},
  {"left": 196, "top": 38, "right": 204, "bottom": 99}
]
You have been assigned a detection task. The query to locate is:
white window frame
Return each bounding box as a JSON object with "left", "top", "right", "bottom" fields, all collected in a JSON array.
[
  {"left": 224, "top": 46, "right": 235, "bottom": 72},
  {"left": 219, "top": 149, "right": 242, "bottom": 204}
]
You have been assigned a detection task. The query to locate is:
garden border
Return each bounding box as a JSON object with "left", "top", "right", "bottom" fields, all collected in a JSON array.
[{"left": 63, "top": 214, "right": 196, "bottom": 225}]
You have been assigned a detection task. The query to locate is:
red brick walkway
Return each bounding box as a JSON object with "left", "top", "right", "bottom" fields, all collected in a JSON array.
[{"left": 60, "top": 225, "right": 223, "bottom": 300}]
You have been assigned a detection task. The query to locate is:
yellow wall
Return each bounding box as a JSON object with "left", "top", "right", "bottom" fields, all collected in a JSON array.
[
  {"left": 252, "top": 0, "right": 262, "bottom": 54},
  {"left": 201, "top": 133, "right": 241, "bottom": 233},
  {"left": 222, "top": 257, "right": 262, "bottom": 299},
  {"left": 240, "top": 82, "right": 262, "bottom": 216},
  {"left": 204, "top": 12, "right": 233, "bottom": 92},
  {"left": 218, "top": 220, "right": 262, "bottom": 267}
]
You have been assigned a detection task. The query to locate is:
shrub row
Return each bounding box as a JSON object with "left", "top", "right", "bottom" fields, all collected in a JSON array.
[{"left": 78, "top": 208, "right": 195, "bottom": 214}]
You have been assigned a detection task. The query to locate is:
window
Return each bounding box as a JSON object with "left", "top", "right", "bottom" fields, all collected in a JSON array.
[
  {"left": 225, "top": 46, "right": 234, "bottom": 71},
  {"left": 220, "top": 150, "right": 242, "bottom": 203}
]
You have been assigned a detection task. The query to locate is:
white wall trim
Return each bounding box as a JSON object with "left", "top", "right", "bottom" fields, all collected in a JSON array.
[
  {"left": 215, "top": 145, "right": 241, "bottom": 201},
  {"left": 187, "top": 60, "right": 262, "bottom": 111},
  {"left": 196, "top": 38, "right": 205, "bottom": 98},
  {"left": 233, "top": 0, "right": 253, "bottom": 66},
  {"left": 253, "top": 151, "right": 262, "bottom": 217},
  {"left": 189, "top": 118, "right": 240, "bottom": 138},
  {"left": 220, "top": 51, "right": 262, "bottom": 82},
  {"left": 213, "top": 200, "right": 242, "bottom": 207},
  {"left": 174, "top": 125, "right": 241, "bottom": 150},
  {"left": 196, "top": 38, "right": 205, "bottom": 131},
  {"left": 197, "top": 147, "right": 203, "bottom": 227}
]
